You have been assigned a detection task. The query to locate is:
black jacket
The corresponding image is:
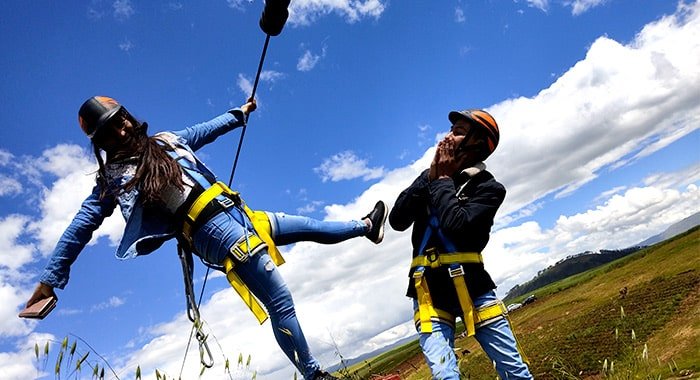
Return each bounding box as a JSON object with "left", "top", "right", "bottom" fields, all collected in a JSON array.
[{"left": 389, "top": 168, "right": 505, "bottom": 314}]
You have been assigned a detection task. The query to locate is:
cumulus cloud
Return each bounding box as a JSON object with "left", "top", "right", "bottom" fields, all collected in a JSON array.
[
  {"left": 289, "top": 0, "right": 386, "bottom": 26},
  {"left": 26, "top": 145, "right": 124, "bottom": 255},
  {"left": 0, "top": 333, "right": 55, "bottom": 379},
  {"left": 487, "top": 172, "right": 700, "bottom": 294},
  {"left": 486, "top": 1, "right": 700, "bottom": 217},
  {"left": 314, "top": 151, "right": 385, "bottom": 182}
]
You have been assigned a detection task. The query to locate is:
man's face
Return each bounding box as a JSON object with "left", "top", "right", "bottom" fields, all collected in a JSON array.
[{"left": 449, "top": 118, "right": 485, "bottom": 166}]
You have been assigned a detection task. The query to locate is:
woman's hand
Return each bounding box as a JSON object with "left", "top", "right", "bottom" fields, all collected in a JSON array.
[
  {"left": 26, "top": 282, "right": 56, "bottom": 308},
  {"left": 241, "top": 97, "right": 257, "bottom": 115}
]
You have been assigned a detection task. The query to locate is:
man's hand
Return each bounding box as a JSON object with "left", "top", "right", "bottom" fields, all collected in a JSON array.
[{"left": 429, "top": 133, "right": 466, "bottom": 180}]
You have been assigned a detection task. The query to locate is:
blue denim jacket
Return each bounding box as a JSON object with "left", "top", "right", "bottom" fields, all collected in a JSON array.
[{"left": 40, "top": 110, "right": 246, "bottom": 289}]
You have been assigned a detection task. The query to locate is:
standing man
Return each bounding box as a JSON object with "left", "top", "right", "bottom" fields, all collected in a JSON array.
[{"left": 389, "top": 109, "right": 532, "bottom": 379}]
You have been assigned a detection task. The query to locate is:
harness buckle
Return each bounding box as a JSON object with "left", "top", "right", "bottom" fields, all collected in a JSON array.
[
  {"left": 218, "top": 196, "right": 235, "bottom": 209},
  {"left": 425, "top": 247, "right": 439, "bottom": 263},
  {"left": 230, "top": 237, "right": 251, "bottom": 263},
  {"left": 448, "top": 265, "right": 465, "bottom": 278},
  {"left": 412, "top": 267, "right": 425, "bottom": 279}
]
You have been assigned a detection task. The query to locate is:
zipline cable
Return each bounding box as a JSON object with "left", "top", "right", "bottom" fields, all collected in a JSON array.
[{"left": 228, "top": 34, "right": 271, "bottom": 187}]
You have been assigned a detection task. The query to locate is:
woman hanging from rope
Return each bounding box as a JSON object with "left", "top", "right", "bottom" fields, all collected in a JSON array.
[{"left": 24, "top": 96, "right": 388, "bottom": 380}]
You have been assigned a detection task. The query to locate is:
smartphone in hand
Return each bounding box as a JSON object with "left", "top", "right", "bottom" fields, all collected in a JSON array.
[{"left": 19, "top": 296, "right": 57, "bottom": 319}]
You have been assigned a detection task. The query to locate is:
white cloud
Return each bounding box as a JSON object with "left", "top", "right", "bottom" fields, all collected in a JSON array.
[
  {"left": 0, "top": 176, "right": 21, "bottom": 197},
  {"left": 489, "top": 177, "right": 700, "bottom": 294},
  {"left": 289, "top": 0, "right": 386, "bottom": 26},
  {"left": 568, "top": 0, "right": 608, "bottom": 16},
  {"left": 0, "top": 150, "right": 12, "bottom": 166},
  {"left": 0, "top": 282, "right": 35, "bottom": 337},
  {"left": 296, "top": 200, "right": 325, "bottom": 214},
  {"left": 455, "top": 7, "right": 465, "bottom": 23},
  {"left": 486, "top": 0, "right": 700, "bottom": 217},
  {"left": 26, "top": 145, "right": 125, "bottom": 255},
  {"left": 0, "top": 333, "right": 55, "bottom": 379},
  {"left": 90, "top": 296, "right": 126, "bottom": 312},
  {"left": 167, "top": 2, "right": 183, "bottom": 11},
  {"left": 0, "top": 215, "right": 36, "bottom": 274},
  {"left": 119, "top": 38, "right": 134, "bottom": 52},
  {"left": 113, "top": 0, "right": 135, "bottom": 20},
  {"left": 526, "top": 0, "right": 549, "bottom": 12},
  {"left": 226, "top": 0, "right": 246, "bottom": 11},
  {"left": 237, "top": 70, "right": 285, "bottom": 98},
  {"left": 314, "top": 151, "right": 385, "bottom": 182},
  {"left": 297, "top": 50, "right": 321, "bottom": 72}
]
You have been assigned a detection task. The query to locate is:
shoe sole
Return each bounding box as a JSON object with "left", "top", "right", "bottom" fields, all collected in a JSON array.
[{"left": 373, "top": 203, "right": 388, "bottom": 244}]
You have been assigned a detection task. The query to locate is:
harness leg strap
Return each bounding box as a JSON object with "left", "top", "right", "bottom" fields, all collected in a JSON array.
[
  {"left": 449, "top": 264, "right": 477, "bottom": 336},
  {"left": 223, "top": 256, "right": 269, "bottom": 325},
  {"left": 413, "top": 268, "right": 439, "bottom": 333}
]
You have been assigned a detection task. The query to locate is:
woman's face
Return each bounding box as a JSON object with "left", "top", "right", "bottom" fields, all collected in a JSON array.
[{"left": 92, "top": 111, "right": 134, "bottom": 154}]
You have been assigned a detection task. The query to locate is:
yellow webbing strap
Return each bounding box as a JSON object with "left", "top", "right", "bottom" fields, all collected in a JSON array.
[
  {"left": 413, "top": 269, "right": 438, "bottom": 333},
  {"left": 223, "top": 256, "right": 268, "bottom": 325},
  {"left": 413, "top": 308, "right": 455, "bottom": 330},
  {"left": 242, "top": 206, "right": 285, "bottom": 266},
  {"left": 474, "top": 301, "right": 507, "bottom": 325},
  {"left": 410, "top": 251, "right": 484, "bottom": 336},
  {"left": 452, "top": 274, "right": 476, "bottom": 337},
  {"left": 182, "top": 181, "right": 237, "bottom": 239},
  {"left": 410, "top": 252, "right": 483, "bottom": 269}
]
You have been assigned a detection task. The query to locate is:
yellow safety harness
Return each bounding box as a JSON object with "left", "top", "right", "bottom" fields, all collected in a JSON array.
[
  {"left": 411, "top": 214, "right": 503, "bottom": 337},
  {"left": 411, "top": 212, "right": 529, "bottom": 363},
  {"left": 181, "top": 181, "right": 286, "bottom": 324}
]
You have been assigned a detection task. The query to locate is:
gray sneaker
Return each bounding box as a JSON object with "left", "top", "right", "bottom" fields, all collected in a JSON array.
[{"left": 363, "top": 201, "right": 387, "bottom": 244}]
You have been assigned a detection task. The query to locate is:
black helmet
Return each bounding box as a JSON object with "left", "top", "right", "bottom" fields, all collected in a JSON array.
[{"left": 78, "top": 96, "right": 124, "bottom": 138}]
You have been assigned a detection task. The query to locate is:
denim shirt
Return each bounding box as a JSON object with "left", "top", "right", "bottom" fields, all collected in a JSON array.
[{"left": 40, "top": 110, "right": 246, "bottom": 289}]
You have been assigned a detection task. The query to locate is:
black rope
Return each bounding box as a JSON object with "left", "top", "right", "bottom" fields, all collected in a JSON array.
[{"left": 228, "top": 34, "right": 271, "bottom": 187}]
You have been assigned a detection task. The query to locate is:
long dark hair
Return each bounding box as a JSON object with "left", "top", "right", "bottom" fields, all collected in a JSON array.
[{"left": 93, "top": 110, "right": 185, "bottom": 206}]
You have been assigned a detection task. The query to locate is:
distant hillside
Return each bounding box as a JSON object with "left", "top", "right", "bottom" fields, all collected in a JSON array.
[
  {"left": 637, "top": 211, "right": 700, "bottom": 246},
  {"left": 504, "top": 212, "right": 700, "bottom": 301},
  {"left": 504, "top": 246, "right": 642, "bottom": 300}
]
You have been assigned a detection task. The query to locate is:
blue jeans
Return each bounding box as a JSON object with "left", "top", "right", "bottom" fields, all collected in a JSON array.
[
  {"left": 414, "top": 291, "right": 533, "bottom": 380},
  {"left": 193, "top": 208, "right": 368, "bottom": 379}
]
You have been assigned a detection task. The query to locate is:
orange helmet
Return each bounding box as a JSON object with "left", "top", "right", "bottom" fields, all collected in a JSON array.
[
  {"left": 78, "top": 96, "right": 124, "bottom": 138},
  {"left": 448, "top": 109, "right": 500, "bottom": 159}
]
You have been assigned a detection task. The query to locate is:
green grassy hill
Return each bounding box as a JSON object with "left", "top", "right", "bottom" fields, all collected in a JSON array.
[{"left": 342, "top": 226, "right": 700, "bottom": 379}]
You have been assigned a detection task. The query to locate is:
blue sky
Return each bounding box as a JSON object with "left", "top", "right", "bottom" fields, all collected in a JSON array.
[{"left": 1, "top": 0, "right": 699, "bottom": 379}]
